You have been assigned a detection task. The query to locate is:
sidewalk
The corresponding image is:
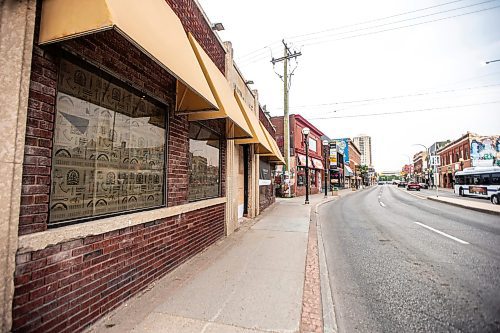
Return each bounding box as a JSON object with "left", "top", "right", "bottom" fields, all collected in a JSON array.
[
  {"left": 88, "top": 192, "right": 344, "bottom": 333},
  {"left": 427, "top": 195, "right": 500, "bottom": 216}
]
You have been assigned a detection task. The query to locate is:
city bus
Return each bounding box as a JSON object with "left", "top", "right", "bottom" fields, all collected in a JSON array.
[{"left": 454, "top": 166, "right": 500, "bottom": 200}]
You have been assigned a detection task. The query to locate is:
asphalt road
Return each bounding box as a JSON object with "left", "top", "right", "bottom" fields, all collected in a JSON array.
[{"left": 319, "top": 185, "right": 500, "bottom": 332}]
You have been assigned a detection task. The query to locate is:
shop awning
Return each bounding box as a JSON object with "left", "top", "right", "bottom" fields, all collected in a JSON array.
[
  {"left": 345, "top": 165, "right": 354, "bottom": 176},
  {"left": 312, "top": 158, "right": 324, "bottom": 170},
  {"left": 260, "top": 123, "right": 285, "bottom": 164},
  {"left": 187, "top": 34, "right": 252, "bottom": 139},
  {"left": 233, "top": 94, "right": 273, "bottom": 153},
  {"left": 39, "top": 0, "right": 218, "bottom": 113},
  {"left": 297, "top": 154, "right": 312, "bottom": 168}
]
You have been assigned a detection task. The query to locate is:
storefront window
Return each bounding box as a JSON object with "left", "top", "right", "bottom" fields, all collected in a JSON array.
[
  {"left": 188, "top": 122, "right": 221, "bottom": 201},
  {"left": 49, "top": 59, "right": 166, "bottom": 225}
]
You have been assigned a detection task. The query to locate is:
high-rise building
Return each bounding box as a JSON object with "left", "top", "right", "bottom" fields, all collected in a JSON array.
[{"left": 353, "top": 135, "right": 372, "bottom": 166}]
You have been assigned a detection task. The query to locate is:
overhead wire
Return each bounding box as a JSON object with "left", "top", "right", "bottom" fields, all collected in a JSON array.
[
  {"left": 289, "top": 0, "right": 498, "bottom": 45},
  {"left": 237, "top": 1, "right": 500, "bottom": 65},
  {"left": 276, "top": 83, "right": 500, "bottom": 110},
  {"left": 237, "top": 0, "right": 470, "bottom": 61},
  {"left": 308, "top": 100, "right": 500, "bottom": 119}
]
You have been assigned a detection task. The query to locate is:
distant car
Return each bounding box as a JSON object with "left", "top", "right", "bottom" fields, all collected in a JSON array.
[
  {"left": 491, "top": 192, "right": 500, "bottom": 205},
  {"left": 378, "top": 182, "right": 385, "bottom": 185},
  {"left": 407, "top": 182, "right": 420, "bottom": 191},
  {"left": 398, "top": 182, "right": 407, "bottom": 188},
  {"left": 419, "top": 183, "right": 429, "bottom": 189}
]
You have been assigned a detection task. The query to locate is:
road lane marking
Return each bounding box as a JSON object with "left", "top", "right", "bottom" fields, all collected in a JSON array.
[
  {"left": 396, "top": 187, "right": 427, "bottom": 200},
  {"left": 379, "top": 201, "right": 386, "bottom": 207},
  {"left": 414, "top": 222, "right": 469, "bottom": 245}
]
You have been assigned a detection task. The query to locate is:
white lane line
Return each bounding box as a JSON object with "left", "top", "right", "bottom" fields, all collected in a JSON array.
[
  {"left": 414, "top": 222, "right": 469, "bottom": 245},
  {"left": 396, "top": 187, "right": 427, "bottom": 200},
  {"left": 379, "top": 201, "right": 386, "bottom": 207}
]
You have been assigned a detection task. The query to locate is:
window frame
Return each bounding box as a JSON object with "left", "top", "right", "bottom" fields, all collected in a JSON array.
[
  {"left": 187, "top": 121, "right": 223, "bottom": 202},
  {"left": 48, "top": 55, "right": 170, "bottom": 228}
]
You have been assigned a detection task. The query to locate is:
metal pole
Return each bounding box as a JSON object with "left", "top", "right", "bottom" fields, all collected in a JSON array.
[
  {"left": 305, "top": 138, "right": 310, "bottom": 204},
  {"left": 324, "top": 146, "right": 328, "bottom": 198}
]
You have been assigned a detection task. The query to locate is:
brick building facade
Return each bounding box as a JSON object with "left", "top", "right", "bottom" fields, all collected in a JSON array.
[
  {"left": 438, "top": 133, "right": 473, "bottom": 188},
  {"left": 10, "top": 1, "right": 229, "bottom": 332},
  {"left": 0, "top": 1, "right": 282, "bottom": 332},
  {"left": 270, "top": 115, "right": 326, "bottom": 197}
]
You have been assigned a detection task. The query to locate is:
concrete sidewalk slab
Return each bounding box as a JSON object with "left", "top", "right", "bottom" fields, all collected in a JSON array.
[{"left": 90, "top": 193, "right": 333, "bottom": 333}]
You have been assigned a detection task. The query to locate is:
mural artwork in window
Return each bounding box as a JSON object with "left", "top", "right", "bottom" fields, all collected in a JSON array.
[
  {"left": 49, "top": 59, "right": 166, "bottom": 224},
  {"left": 188, "top": 123, "right": 221, "bottom": 201}
]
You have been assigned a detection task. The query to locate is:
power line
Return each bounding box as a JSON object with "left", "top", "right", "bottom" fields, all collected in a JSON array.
[
  {"left": 277, "top": 83, "right": 500, "bottom": 110},
  {"left": 300, "top": 4, "right": 500, "bottom": 48},
  {"left": 237, "top": 2, "right": 500, "bottom": 65},
  {"left": 288, "top": 0, "right": 469, "bottom": 40},
  {"left": 237, "top": 0, "right": 489, "bottom": 62},
  {"left": 308, "top": 100, "right": 500, "bottom": 119},
  {"left": 290, "top": 0, "right": 498, "bottom": 45}
]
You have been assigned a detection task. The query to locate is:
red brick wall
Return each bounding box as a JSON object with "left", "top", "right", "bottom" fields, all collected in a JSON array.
[
  {"left": 259, "top": 107, "right": 275, "bottom": 137},
  {"left": 15, "top": 3, "right": 228, "bottom": 332},
  {"left": 166, "top": 0, "right": 226, "bottom": 74},
  {"left": 348, "top": 142, "right": 361, "bottom": 166},
  {"left": 12, "top": 204, "right": 225, "bottom": 333}
]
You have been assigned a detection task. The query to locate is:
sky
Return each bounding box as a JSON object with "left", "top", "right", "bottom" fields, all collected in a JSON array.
[{"left": 197, "top": 0, "right": 500, "bottom": 171}]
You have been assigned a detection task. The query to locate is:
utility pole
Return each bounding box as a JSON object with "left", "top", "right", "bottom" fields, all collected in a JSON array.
[{"left": 271, "top": 40, "right": 301, "bottom": 197}]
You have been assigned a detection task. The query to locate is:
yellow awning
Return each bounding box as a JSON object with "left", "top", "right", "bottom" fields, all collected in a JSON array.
[
  {"left": 186, "top": 33, "right": 252, "bottom": 139},
  {"left": 260, "top": 123, "right": 286, "bottom": 164},
  {"left": 39, "top": 0, "right": 217, "bottom": 113},
  {"left": 234, "top": 94, "right": 273, "bottom": 154}
]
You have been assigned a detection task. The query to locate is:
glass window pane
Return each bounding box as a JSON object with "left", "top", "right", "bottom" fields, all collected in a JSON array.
[
  {"left": 49, "top": 59, "right": 166, "bottom": 224},
  {"left": 481, "top": 174, "right": 491, "bottom": 185},
  {"left": 188, "top": 123, "right": 221, "bottom": 201},
  {"left": 492, "top": 173, "right": 500, "bottom": 185}
]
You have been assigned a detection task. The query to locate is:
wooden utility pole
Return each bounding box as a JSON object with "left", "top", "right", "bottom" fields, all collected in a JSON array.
[{"left": 271, "top": 40, "right": 301, "bottom": 197}]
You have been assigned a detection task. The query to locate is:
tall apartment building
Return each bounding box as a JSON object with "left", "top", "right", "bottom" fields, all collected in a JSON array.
[{"left": 353, "top": 135, "right": 373, "bottom": 166}]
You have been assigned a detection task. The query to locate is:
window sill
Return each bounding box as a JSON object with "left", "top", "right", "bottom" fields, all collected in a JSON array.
[{"left": 18, "top": 197, "right": 227, "bottom": 253}]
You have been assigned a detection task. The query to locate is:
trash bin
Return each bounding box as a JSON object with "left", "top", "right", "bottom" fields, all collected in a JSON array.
[{"left": 332, "top": 187, "right": 339, "bottom": 196}]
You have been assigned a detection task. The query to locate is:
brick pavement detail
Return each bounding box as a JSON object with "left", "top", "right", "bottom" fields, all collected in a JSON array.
[{"left": 300, "top": 212, "right": 324, "bottom": 333}]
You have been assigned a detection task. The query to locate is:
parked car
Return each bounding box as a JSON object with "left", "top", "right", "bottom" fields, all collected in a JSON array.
[
  {"left": 398, "top": 181, "right": 407, "bottom": 188},
  {"left": 407, "top": 182, "right": 420, "bottom": 191},
  {"left": 419, "top": 183, "right": 429, "bottom": 189},
  {"left": 491, "top": 191, "right": 500, "bottom": 205}
]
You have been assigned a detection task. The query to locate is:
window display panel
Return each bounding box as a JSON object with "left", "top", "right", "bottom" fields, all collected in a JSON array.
[
  {"left": 188, "top": 123, "right": 221, "bottom": 201},
  {"left": 49, "top": 59, "right": 166, "bottom": 224}
]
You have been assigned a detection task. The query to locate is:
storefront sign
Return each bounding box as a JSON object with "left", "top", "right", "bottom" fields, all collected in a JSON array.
[
  {"left": 329, "top": 142, "right": 337, "bottom": 167},
  {"left": 333, "top": 138, "right": 349, "bottom": 165}
]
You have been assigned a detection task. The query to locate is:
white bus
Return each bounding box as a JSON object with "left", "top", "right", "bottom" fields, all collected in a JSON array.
[{"left": 454, "top": 166, "right": 500, "bottom": 199}]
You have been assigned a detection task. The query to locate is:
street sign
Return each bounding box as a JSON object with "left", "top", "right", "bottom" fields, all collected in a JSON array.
[
  {"left": 329, "top": 142, "right": 337, "bottom": 167},
  {"left": 430, "top": 155, "right": 441, "bottom": 166}
]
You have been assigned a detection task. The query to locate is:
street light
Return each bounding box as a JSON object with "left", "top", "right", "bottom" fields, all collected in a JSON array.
[
  {"left": 485, "top": 59, "right": 500, "bottom": 65},
  {"left": 412, "top": 143, "right": 429, "bottom": 186},
  {"left": 323, "top": 139, "right": 329, "bottom": 198},
  {"left": 302, "top": 127, "right": 310, "bottom": 204}
]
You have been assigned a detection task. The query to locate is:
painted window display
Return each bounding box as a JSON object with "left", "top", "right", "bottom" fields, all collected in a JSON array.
[
  {"left": 49, "top": 59, "right": 166, "bottom": 224},
  {"left": 188, "top": 123, "right": 221, "bottom": 201},
  {"left": 470, "top": 136, "right": 500, "bottom": 167}
]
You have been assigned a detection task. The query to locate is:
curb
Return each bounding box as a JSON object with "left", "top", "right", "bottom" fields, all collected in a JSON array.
[{"left": 427, "top": 197, "right": 500, "bottom": 216}]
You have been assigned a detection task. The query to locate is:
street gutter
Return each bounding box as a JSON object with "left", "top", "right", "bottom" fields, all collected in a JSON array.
[{"left": 427, "top": 196, "right": 500, "bottom": 216}]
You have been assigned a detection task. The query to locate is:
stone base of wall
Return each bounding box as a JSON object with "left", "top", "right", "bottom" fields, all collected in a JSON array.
[
  {"left": 12, "top": 204, "right": 225, "bottom": 333},
  {"left": 259, "top": 185, "right": 275, "bottom": 212},
  {"left": 295, "top": 186, "right": 320, "bottom": 197}
]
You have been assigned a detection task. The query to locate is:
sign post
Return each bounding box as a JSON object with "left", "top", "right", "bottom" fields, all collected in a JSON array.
[{"left": 430, "top": 155, "right": 441, "bottom": 197}]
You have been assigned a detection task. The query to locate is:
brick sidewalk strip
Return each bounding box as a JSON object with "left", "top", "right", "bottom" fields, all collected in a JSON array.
[{"left": 300, "top": 211, "right": 324, "bottom": 333}]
